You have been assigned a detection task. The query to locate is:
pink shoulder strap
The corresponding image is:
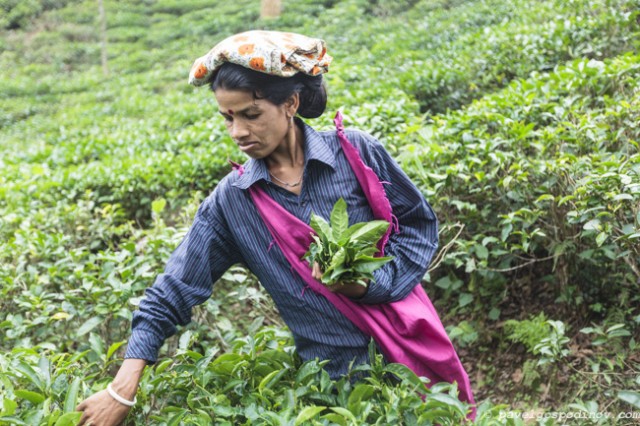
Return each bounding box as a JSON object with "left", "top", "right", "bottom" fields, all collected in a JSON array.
[{"left": 333, "top": 112, "right": 398, "bottom": 254}]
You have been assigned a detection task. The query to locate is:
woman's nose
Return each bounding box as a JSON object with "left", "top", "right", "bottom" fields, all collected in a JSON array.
[{"left": 230, "top": 120, "right": 250, "bottom": 140}]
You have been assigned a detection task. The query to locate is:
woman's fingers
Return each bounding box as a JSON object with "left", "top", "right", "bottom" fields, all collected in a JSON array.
[
  {"left": 312, "top": 261, "right": 322, "bottom": 280},
  {"left": 76, "top": 390, "right": 131, "bottom": 426},
  {"left": 328, "top": 281, "right": 367, "bottom": 298},
  {"left": 78, "top": 409, "right": 89, "bottom": 425},
  {"left": 313, "top": 262, "right": 367, "bottom": 297}
]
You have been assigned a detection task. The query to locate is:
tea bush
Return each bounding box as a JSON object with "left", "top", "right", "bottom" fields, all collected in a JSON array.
[
  {"left": 1, "top": 0, "right": 639, "bottom": 424},
  {"left": 401, "top": 54, "right": 640, "bottom": 314}
]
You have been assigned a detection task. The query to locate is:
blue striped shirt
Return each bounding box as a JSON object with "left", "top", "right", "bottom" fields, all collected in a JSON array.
[{"left": 125, "top": 119, "right": 438, "bottom": 378}]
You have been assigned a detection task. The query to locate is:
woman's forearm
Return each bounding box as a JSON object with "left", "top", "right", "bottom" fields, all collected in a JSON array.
[{"left": 110, "top": 358, "right": 147, "bottom": 400}]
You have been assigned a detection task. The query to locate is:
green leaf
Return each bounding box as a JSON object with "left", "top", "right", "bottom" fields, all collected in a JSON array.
[
  {"left": 37, "top": 357, "right": 50, "bottom": 389},
  {"left": 324, "top": 247, "right": 347, "bottom": 277},
  {"left": 326, "top": 265, "right": 349, "bottom": 284},
  {"left": 354, "top": 246, "right": 379, "bottom": 258},
  {"left": 618, "top": 390, "right": 640, "bottom": 409},
  {"left": 321, "top": 413, "right": 348, "bottom": 426},
  {"left": 151, "top": 197, "right": 167, "bottom": 214},
  {"left": 613, "top": 193, "right": 633, "bottom": 201},
  {"left": 310, "top": 213, "right": 332, "bottom": 241},
  {"left": 352, "top": 256, "right": 393, "bottom": 274},
  {"left": 337, "top": 222, "right": 367, "bottom": 245},
  {"left": 14, "top": 389, "right": 45, "bottom": 404},
  {"left": 258, "top": 368, "right": 289, "bottom": 393},
  {"left": 63, "top": 377, "right": 81, "bottom": 413},
  {"left": 76, "top": 317, "right": 102, "bottom": 337},
  {"left": 329, "top": 406, "right": 358, "bottom": 423},
  {"left": 295, "top": 406, "right": 326, "bottom": 425},
  {"left": 383, "top": 363, "right": 428, "bottom": 391},
  {"left": 106, "top": 341, "right": 126, "bottom": 360},
  {"left": 583, "top": 219, "right": 601, "bottom": 231},
  {"left": 501, "top": 224, "right": 513, "bottom": 241},
  {"left": 1, "top": 398, "right": 17, "bottom": 416},
  {"left": 330, "top": 198, "right": 349, "bottom": 241},
  {"left": 535, "top": 194, "right": 554, "bottom": 203},
  {"left": 296, "top": 361, "right": 323, "bottom": 384},
  {"left": 347, "top": 220, "right": 390, "bottom": 245},
  {"left": 435, "top": 276, "right": 453, "bottom": 290},
  {"left": 425, "top": 393, "right": 468, "bottom": 417},
  {"left": 178, "top": 330, "right": 192, "bottom": 351},
  {"left": 14, "top": 362, "right": 44, "bottom": 391},
  {"left": 458, "top": 293, "right": 473, "bottom": 307},
  {"left": 347, "top": 384, "right": 375, "bottom": 411},
  {"left": 155, "top": 359, "right": 173, "bottom": 375},
  {"left": 0, "top": 416, "right": 28, "bottom": 425},
  {"left": 606, "top": 324, "right": 627, "bottom": 333},
  {"left": 474, "top": 244, "right": 489, "bottom": 260},
  {"left": 54, "top": 412, "right": 82, "bottom": 426},
  {"left": 167, "top": 409, "right": 187, "bottom": 426}
]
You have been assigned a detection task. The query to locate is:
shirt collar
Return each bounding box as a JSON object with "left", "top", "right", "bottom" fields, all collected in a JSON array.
[{"left": 232, "top": 118, "right": 337, "bottom": 190}]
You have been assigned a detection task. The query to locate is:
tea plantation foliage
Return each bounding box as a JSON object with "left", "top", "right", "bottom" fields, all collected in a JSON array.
[{"left": 1, "top": 0, "right": 639, "bottom": 424}]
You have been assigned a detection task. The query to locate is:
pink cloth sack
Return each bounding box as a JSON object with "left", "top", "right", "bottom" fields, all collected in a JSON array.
[{"left": 234, "top": 112, "right": 475, "bottom": 418}]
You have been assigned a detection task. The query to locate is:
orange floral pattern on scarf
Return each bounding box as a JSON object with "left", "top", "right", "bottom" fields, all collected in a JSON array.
[{"left": 188, "top": 30, "right": 332, "bottom": 86}]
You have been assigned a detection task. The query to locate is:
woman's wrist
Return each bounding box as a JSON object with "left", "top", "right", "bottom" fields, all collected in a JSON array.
[
  {"left": 107, "top": 383, "right": 137, "bottom": 406},
  {"left": 111, "top": 358, "right": 147, "bottom": 400}
]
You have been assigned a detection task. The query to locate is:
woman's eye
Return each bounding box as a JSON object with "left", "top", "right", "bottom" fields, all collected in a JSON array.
[{"left": 245, "top": 114, "right": 260, "bottom": 120}]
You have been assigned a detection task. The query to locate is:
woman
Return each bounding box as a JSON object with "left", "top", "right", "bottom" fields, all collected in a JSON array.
[{"left": 77, "top": 30, "right": 474, "bottom": 425}]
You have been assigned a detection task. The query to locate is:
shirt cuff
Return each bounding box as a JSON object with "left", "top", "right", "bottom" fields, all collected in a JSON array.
[{"left": 124, "top": 329, "right": 163, "bottom": 364}]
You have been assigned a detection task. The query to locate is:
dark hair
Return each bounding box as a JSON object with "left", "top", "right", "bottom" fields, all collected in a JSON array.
[{"left": 210, "top": 63, "right": 327, "bottom": 119}]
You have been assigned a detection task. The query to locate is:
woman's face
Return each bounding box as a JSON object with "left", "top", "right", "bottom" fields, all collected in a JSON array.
[{"left": 214, "top": 88, "right": 293, "bottom": 159}]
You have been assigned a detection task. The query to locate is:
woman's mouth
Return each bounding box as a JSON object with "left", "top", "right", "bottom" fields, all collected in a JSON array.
[{"left": 238, "top": 142, "right": 259, "bottom": 152}]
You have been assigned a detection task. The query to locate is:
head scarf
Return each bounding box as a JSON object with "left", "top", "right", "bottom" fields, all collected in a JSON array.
[{"left": 188, "top": 30, "right": 332, "bottom": 87}]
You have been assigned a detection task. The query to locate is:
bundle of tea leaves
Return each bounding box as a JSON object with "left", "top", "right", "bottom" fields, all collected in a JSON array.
[{"left": 304, "top": 198, "right": 393, "bottom": 287}]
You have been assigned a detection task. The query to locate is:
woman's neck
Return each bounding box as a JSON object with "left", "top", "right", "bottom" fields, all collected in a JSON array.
[{"left": 266, "top": 121, "right": 305, "bottom": 170}]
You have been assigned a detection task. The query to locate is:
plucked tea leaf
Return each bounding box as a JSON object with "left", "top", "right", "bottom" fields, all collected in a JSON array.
[
  {"left": 324, "top": 247, "right": 347, "bottom": 276},
  {"left": 353, "top": 256, "right": 394, "bottom": 274},
  {"left": 330, "top": 198, "right": 349, "bottom": 241},
  {"left": 337, "top": 222, "right": 368, "bottom": 245},
  {"left": 347, "top": 220, "right": 390, "bottom": 245},
  {"left": 305, "top": 199, "right": 393, "bottom": 287},
  {"left": 310, "top": 213, "right": 332, "bottom": 242}
]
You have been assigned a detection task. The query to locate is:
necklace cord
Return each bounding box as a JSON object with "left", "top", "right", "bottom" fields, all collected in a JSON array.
[{"left": 269, "top": 171, "right": 303, "bottom": 188}]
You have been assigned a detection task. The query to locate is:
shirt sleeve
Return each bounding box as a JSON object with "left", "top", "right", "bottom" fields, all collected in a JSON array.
[
  {"left": 124, "top": 188, "right": 242, "bottom": 362},
  {"left": 351, "top": 132, "right": 439, "bottom": 305}
]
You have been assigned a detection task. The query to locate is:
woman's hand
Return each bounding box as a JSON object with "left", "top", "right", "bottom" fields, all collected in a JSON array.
[
  {"left": 312, "top": 262, "right": 368, "bottom": 298},
  {"left": 76, "top": 390, "right": 131, "bottom": 426},
  {"left": 76, "top": 358, "right": 146, "bottom": 426}
]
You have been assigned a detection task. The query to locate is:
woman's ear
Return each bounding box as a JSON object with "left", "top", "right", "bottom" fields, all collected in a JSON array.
[{"left": 284, "top": 92, "right": 300, "bottom": 117}]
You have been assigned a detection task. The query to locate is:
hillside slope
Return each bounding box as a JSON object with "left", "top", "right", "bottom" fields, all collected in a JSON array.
[{"left": 1, "top": 0, "right": 639, "bottom": 424}]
